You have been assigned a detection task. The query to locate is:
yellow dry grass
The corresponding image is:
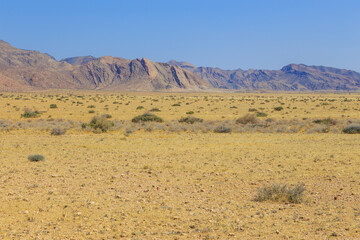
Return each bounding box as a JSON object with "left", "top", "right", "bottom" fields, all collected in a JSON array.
[{"left": 0, "top": 91, "right": 360, "bottom": 239}]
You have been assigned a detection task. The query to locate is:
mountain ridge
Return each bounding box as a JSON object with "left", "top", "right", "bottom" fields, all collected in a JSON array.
[
  {"left": 0, "top": 41, "right": 210, "bottom": 91},
  {"left": 0, "top": 40, "right": 359, "bottom": 92},
  {"left": 168, "top": 60, "right": 360, "bottom": 91}
]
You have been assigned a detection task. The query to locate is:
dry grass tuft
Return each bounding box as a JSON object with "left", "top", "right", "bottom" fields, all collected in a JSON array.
[
  {"left": 254, "top": 183, "right": 305, "bottom": 203},
  {"left": 236, "top": 114, "right": 257, "bottom": 124},
  {"left": 51, "top": 127, "right": 66, "bottom": 135}
]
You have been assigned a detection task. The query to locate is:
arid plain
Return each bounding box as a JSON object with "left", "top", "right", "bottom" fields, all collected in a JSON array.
[{"left": 1, "top": 92, "right": 360, "bottom": 239}]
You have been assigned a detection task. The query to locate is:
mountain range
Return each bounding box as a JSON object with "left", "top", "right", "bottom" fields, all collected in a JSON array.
[{"left": 0, "top": 40, "right": 359, "bottom": 92}]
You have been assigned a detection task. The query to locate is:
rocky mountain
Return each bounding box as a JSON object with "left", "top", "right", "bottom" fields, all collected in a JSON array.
[
  {"left": 168, "top": 61, "right": 360, "bottom": 91},
  {"left": 0, "top": 40, "right": 210, "bottom": 91},
  {"left": 61, "top": 56, "right": 97, "bottom": 66},
  {"left": 0, "top": 40, "right": 359, "bottom": 92}
]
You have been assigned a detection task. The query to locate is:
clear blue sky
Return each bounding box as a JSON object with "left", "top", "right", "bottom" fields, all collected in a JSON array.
[{"left": 0, "top": 0, "right": 359, "bottom": 71}]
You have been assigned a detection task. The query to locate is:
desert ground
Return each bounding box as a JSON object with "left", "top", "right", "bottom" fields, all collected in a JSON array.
[{"left": 0, "top": 91, "right": 360, "bottom": 239}]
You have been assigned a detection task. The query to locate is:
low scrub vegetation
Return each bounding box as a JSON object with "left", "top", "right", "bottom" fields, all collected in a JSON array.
[
  {"left": 313, "top": 117, "right": 336, "bottom": 125},
  {"left": 51, "top": 127, "right": 66, "bottom": 135},
  {"left": 21, "top": 107, "right": 40, "bottom": 118},
  {"left": 236, "top": 114, "right": 257, "bottom": 124},
  {"left": 132, "top": 113, "right": 163, "bottom": 123},
  {"left": 178, "top": 116, "right": 203, "bottom": 124},
  {"left": 87, "top": 116, "right": 114, "bottom": 133},
  {"left": 256, "top": 112, "right": 268, "bottom": 117},
  {"left": 214, "top": 125, "right": 232, "bottom": 133},
  {"left": 101, "top": 114, "right": 112, "bottom": 119},
  {"left": 254, "top": 183, "right": 305, "bottom": 203},
  {"left": 342, "top": 124, "right": 360, "bottom": 134},
  {"left": 28, "top": 154, "right": 45, "bottom": 162}
]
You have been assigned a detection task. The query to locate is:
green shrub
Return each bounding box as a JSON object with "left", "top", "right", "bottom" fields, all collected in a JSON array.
[
  {"left": 149, "top": 108, "right": 161, "bottom": 112},
  {"left": 254, "top": 183, "right": 305, "bottom": 203},
  {"left": 101, "top": 114, "right": 112, "bottom": 119},
  {"left": 342, "top": 124, "right": 360, "bottom": 134},
  {"left": 236, "top": 114, "right": 257, "bottom": 124},
  {"left": 172, "top": 103, "right": 181, "bottom": 107},
  {"left": 28, "top": 154, "right": 45, "bottom": 162},
  {"left": 313, "top": 117, "right": 336, "bottom": 125},
  {"left": 248, "top": 108, "right": 257, "bottom": 112},
  {"left": 256, "top": 112, "right": 268, "bottom": 117},
  {"left": 51, "top": 128, "right": 66, "bottom": 135},
  {"left": 87, "top": 105, "right": 95, "bottom": 108},
  {"left": 178, "top": 116, "right": 203, "bottom": 124},
  {"left": 186, "top": 111, "right": 194, "bottom": 115},
  {"left": 89, "top": 116, "right": 114, "bottom": 133},
  {"left": 136, "top": 106, "right": 144, "bottom": 110},
  {"left": 214, "top": 126, "right": 232, "bottom": 133},
  {"left": 274, "top": 106, "right": 284, "bottom": 111},
  {"left": 21, "top": 108, "right": 40, "bottom": 118},
  {"left": 88, "top": 110, "right": 95, "bottom": 113},
  {"left": 49, "top": 104, "right": 57, "bottom": 109},
  {"left": 132, "top": 113, "right": 163, "bottom": 123}
]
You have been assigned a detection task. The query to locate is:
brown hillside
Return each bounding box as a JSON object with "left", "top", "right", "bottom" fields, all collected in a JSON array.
[{"left": 0, "top": 41, "right": 211, "bottom": 91}]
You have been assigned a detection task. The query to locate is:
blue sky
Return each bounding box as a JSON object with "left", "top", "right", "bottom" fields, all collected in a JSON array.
[{"left": 0, "top": 0, "right": 359, "bottom": 71}]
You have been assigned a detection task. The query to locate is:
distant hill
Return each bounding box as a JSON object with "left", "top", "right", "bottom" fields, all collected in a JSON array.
[
  {"left": 61, "top": 56, "right": 97, "bottom": 65},
  {"left": 0, "top": 40, "right": 359, "bottom": 92},
  {"left": 168, "top": 61, "right": 360, "bottom": 91},
  {"left": 0, "top": 40, "right": 210, "bottom": 91}
]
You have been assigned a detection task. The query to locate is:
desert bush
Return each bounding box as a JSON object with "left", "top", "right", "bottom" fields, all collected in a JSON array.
[
  {"left": 265, "top": 118, "right": 276, "bottom": 123},
  {"left": 28, "top": 154, "right": 45, "bottom": 162},
  {"left": 256, "top": 112, "right": 268, "bottom": 117},
  {"left": 248, "top": 108, "right": 257, "bottom": 112},
  {"left": 342, "top": 124, "right": 360, "bottom": 134},
  {"left": 307, "top": 125, "right": 329, "bottom": 133},
  {"left": 274, "top": 106, "right": 284, "bottom": 111},
  {"left": 89, "top": 116, "right": 114, "bottom": 133},
  {"left": 88, "top": 110, "right": 95, "bottom": 113},
  {"left": 178, "top": 116, "right": 203, "bottom": 124},
  {"left": 214, "top": 125, "right": 232, "bottom": 133},
  {"left": 136, "top": 106, "right": 144, "bottom": 110},
  {"left": 51, "top": 127, "right": 66, "bottom": 135},
  {"left": 172, "top": 103, "right": 181, "bottom": 107},
  {"left": 254, "top": 183, "right": 305, "bottom": 203},
  {"left": 186, "top": 111, "right": 194, "bottom": 115},
  {"left": 49, "top": 104, "right": 57, "bottom": 109},
  {"left": 101, "top": 114, "right": 112, "bottom": 119},
  {"left": 132, "top": 113, "right": 163, "bottom": 123},
  {"left": 313, "top": 117, "right": 336, "bottom": 125},
  {"left": 149, "top": 108, "right": 161, "bottom": 112},
  {"left": 236, "top": 114, "right": 257, "bottom": 124},
  {"left": 21, "top": 107, "right": 40, "bottom": 118}
]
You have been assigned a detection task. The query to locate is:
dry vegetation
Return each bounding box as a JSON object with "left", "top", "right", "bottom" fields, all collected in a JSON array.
[{"left": 0, "top": 91, "right": 360, "bottom": 239}]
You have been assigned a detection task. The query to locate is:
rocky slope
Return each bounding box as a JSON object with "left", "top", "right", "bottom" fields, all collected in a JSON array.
[
  {"left": 168, "top": 61, "right": 360, "bottom": 91},
  {"left": 0, "top": 40, "right": 210, "bottom": 91},
  {"left": 0, "top": 40, "right": 359, "bottom": 92}
]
